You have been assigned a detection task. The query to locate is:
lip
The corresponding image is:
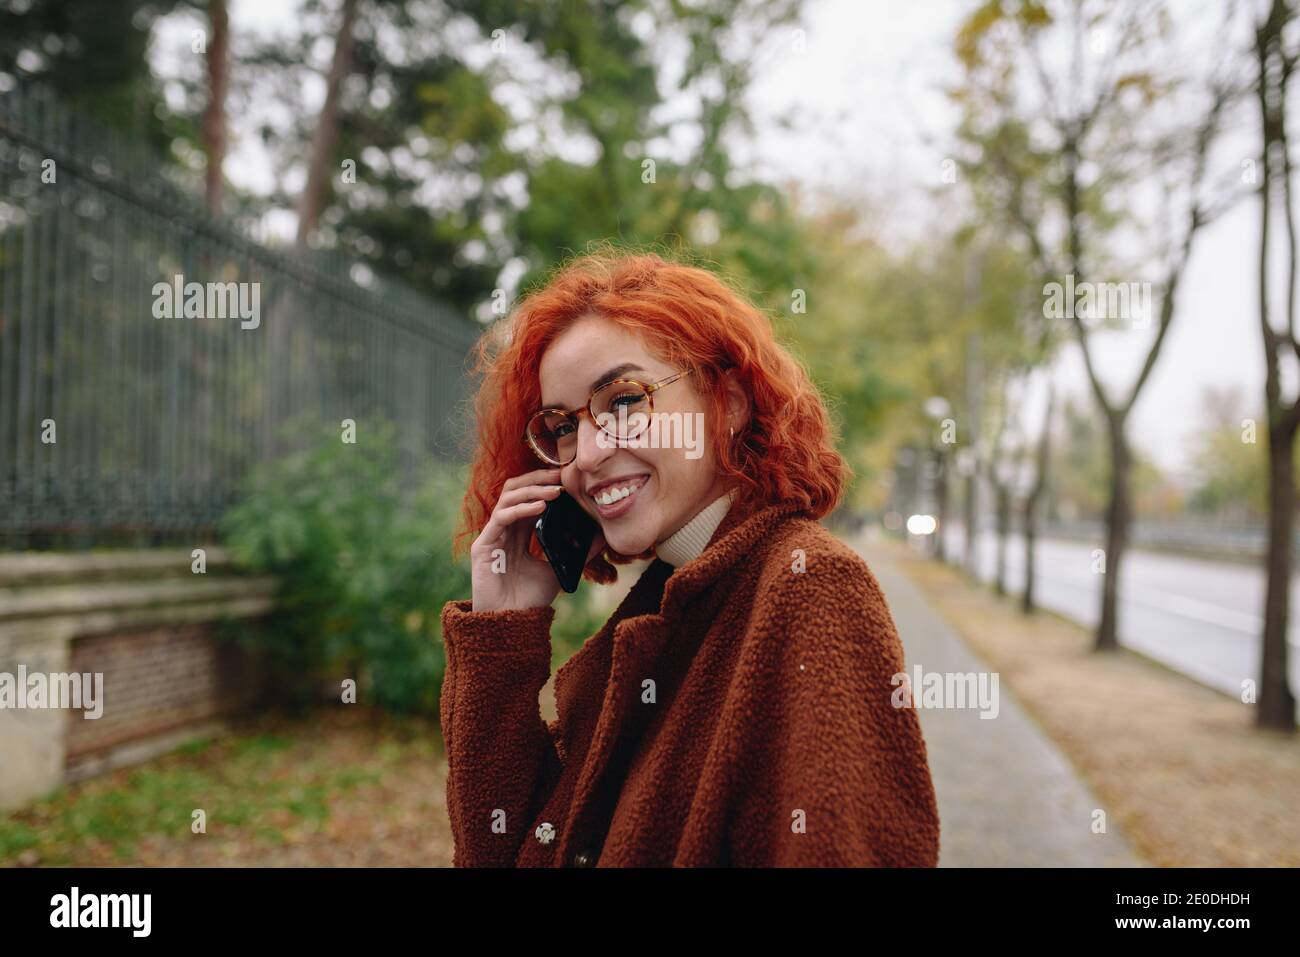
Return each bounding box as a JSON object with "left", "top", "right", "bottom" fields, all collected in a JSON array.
[
  {"left": 585, "top": 473, "right": 651, "bottom": 497},
  {"left": 589, "top": 474, "right": 650, "bottom": 519}
]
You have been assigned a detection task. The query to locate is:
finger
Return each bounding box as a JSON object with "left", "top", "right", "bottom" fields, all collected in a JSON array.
[
  {"left": 586, "top": 529, "right": 606, "bottom": 563},
  {"left": 502, "top": 467, "right": 562, "bottom": 493},
  {"left": 478, "top": 484, "right": 557, "bottom": 546},
  {"left": 498, "top": 482, "right": 564, "bottom": 510},
  {"left": 482, "top": 498, "right": 549, "bottom": 540}
]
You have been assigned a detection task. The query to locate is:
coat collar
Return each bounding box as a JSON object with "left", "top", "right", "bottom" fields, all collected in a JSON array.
[
  {"left": 651, "top": 495, "right": 810, "bottom": 620},
  {"left": 582, "top": 494, "right": 810, "bottom": 635},
  {"left": 590, "top": 494, "right": 814, "bottom": 657}
]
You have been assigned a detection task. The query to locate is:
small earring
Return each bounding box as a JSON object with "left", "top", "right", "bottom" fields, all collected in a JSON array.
[{"left": 729, "top": 426, "right": 734, "bottom": 438}]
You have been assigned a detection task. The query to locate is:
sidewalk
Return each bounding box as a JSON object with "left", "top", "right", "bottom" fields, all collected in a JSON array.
[{"left": 849, "top": 537, "right": 1145, "bottom": 867}]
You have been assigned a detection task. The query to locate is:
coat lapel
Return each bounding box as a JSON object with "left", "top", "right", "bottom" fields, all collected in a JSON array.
[{"left": 551, "top": 497, "right": 811, "bottom": 864}]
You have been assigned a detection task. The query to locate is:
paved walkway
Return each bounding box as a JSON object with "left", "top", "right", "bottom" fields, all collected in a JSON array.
[{"left": 850, "top": 540, "right": 1145, "bottom": 867}]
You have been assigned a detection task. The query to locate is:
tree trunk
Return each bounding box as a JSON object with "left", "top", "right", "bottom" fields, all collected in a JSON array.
[
  {"left": 202, "top": 0, "right": 229, "bottom": 217},
  {"left": 994, "top": 484, "right": 1009, "bottom": 596},
  {"left": 1096, "top": 423, "right": 1130, "bottom": 651},
  {"left": 1021, "top": 385, "right": 1055, "bottom": 614},
  {"left": 932, "top": 446, "right": 949, "bottom": 562},
  {"left": 271, "top": 0, "right": 359, "bottom": 455},
  {"left": 1253, "top": 0, "right": 1298, "bottom": 731},
  {"left": 964, "top": 468, "right": 978, "bottom": 577},
  {"left": 1021, "top": 496, "right": 1037, "bottom": 614},
  {"left": 295, "top": 0, "right": 360, "bottom": 247},
  {"left": 963, "top": 325, "right": 983, "bottom": 578},
  {"left": 1259, "top": 419, "right": 1298, "bottom": 728}
]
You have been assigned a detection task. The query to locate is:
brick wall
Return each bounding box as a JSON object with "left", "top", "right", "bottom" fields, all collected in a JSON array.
[{"left": 64, "top": 623, "right": 266, "bottom": 766}]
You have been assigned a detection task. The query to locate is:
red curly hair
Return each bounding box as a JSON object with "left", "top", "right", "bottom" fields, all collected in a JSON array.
[{"left": 452, "top": 245, "right": 849, "bottom": 585}]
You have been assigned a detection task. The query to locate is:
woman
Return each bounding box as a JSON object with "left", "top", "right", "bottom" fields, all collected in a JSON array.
[{"left": 442, "top": 248, "right": 940, "bottom": 867}]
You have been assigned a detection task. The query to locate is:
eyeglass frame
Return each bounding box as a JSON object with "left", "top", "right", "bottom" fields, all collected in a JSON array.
[{"left": 521, "top": 367, "right": 696, "bottom": 466}]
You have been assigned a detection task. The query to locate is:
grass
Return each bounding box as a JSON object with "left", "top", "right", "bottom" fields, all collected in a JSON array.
[{"left": 0, "top": 707, "right": 451, "bottom": 867}]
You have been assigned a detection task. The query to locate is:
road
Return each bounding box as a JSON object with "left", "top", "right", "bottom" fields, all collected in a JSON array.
[{"left": 938, "top": 527, "right": 1300, "bottom": 719}]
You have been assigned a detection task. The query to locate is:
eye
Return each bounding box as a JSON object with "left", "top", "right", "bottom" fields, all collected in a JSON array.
[{"left": 610, "top": 390, "right": 647, "bottom": 409}]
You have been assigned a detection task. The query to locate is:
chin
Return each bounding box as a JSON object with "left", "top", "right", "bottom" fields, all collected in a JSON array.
[
  {"left": 602, "top": 517, "right": 657, "bottom": 558},
  {"left": 588, "top": 482, "right": 661, "bottom": 557},
  {"left": 605, "top": 530, "right": 654, "bottom": 558}
]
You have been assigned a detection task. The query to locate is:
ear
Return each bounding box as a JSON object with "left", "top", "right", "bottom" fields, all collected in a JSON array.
[{"left": 720, "top": 368, "right": 750, "bottom": 433}]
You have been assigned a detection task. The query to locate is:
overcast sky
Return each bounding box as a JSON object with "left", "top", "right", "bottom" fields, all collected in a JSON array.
[{"left": 161, "top": 0, "right": 1272, "bottom": 480}]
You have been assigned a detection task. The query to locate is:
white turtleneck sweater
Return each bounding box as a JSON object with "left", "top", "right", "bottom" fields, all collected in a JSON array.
[{"left": 653, "top": 488, "right": 738, "bottom": 568}]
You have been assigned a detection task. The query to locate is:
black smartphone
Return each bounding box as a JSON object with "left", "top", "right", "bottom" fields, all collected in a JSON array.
[{"left": 534, "top": 489, "right": 600, "bottom": 593}]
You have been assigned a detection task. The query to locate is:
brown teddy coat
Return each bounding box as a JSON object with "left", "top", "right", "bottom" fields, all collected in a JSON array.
[{"left": 439, "top": 497, "right": 941, "bottom": 866}]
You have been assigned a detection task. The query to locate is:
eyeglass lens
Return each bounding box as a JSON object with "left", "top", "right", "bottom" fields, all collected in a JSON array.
[{"left": 528, "top": 380, "right": 652, "bottom": 464}]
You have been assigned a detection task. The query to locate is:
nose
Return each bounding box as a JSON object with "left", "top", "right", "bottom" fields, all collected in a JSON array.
[{"left": 571, "top": 408, "right": 616, "bottom": 475}]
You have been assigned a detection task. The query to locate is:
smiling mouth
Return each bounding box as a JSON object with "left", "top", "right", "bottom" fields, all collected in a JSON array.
[{"left": 589, "top": 474, "right": 650, "bottom": 512}]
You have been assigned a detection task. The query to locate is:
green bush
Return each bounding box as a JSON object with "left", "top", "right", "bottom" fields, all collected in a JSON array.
[
  {"left": 219, "top": 420, "right": 612, "bottom": 717},
  {"left": 220, "top": 421, "right": 472, "bottom": 716}
]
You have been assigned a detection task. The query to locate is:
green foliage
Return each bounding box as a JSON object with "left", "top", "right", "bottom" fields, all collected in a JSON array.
[
  {"left": 219, "top": 421, "right": 472, "bottom": 716},
  {"left": 7, "top": 0, "right": 819, "bottom": 330},
  {"left": 1184, "top": 388, "right": 1274, "bottom": 519},
  {"left": 0, "top": 0, "right": 182, "bottom": 156},
  {"left": 206, "top": 0, "right": 811, "bottom": 314},
  {"left": 785, "top": 197, "right": 1042, "bottom": 511},
  {"left": 219, "top": 418, "right": 612, "bottom": 716},
  {"left": 419, "top": 0, "right": 811, "bottom": 308}
]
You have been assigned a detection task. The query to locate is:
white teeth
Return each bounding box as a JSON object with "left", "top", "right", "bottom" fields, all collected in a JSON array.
[{"left": 594, "top": 478, "right": 645, "bottom": 506}]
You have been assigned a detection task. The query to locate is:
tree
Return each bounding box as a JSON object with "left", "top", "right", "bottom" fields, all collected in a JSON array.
[
  {"left": 984, "top": 373, "right": 1020, "bottom": 596},
  {"left": 1251, "top": 0, "right": 1299, "bottom": 731},
  {"left": 948, "top": 50, "right": 1067, "bottom": 599},
  {"left": 778, "top": 196, "right": 900, "bottom": 507},
  {"left": 0, "top": 0, "right": 181, "bottom": 153},
  {"left": 227, "top": 0, "right": 515, "bottom": 311},
  {"left": 953, "top": 0, "right": 1243, "bottom": 651},
  {"left": 455, "top": 0, "right": 810, "bottom": 308},
  {"left": 229, "top": 0, "right": 809, "bottom": 315},
  {"left": 823, "top": 216, "right": 1034, "bottom": 561}
]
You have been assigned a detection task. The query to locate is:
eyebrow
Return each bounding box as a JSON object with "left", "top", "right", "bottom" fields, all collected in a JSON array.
[{"left": 541, "top": 362, "right": 647, "bottom": 410}]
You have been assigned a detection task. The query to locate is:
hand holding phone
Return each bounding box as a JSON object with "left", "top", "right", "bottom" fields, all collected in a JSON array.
[{"left": 468, "top": 468, "right": 605, "bottom": 612}]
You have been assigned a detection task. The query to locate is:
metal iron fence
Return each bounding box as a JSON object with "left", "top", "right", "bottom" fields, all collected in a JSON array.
[{"left": 0, "top": 82, "right": 482, "bottom": 549}]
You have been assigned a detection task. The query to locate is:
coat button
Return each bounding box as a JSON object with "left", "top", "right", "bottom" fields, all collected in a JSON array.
[
  {"left": 535, "top": 822, "right": 556, "bottom": 844},
  {"left": 573, "top": 851, "right": 594, "bottom": 867}
]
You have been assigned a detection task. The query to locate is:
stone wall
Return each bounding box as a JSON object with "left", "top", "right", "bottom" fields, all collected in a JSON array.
[{"left": 0, "top": 548, "right": 275, "bottom": 810}]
